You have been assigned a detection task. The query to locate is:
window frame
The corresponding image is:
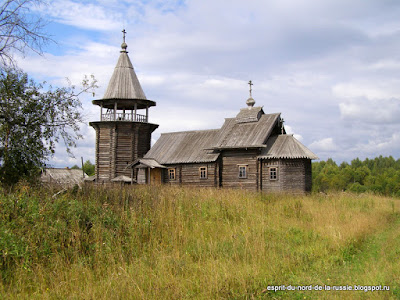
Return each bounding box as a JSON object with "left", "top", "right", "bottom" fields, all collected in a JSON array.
[
  {"left": 238, "top": 165, "right": 248, "bottom": 179},
  {"left": 168, "top": 168, "right": 176, "bottom": 181},
  {"left": 269, "top": 167, "right": 278, "bottom": 180},
  {"left": 199, "top": 166, "right": 208, "bottom": 179}
]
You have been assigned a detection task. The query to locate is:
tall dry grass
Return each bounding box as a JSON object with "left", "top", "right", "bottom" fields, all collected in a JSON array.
[{"left": 0, "top": 185, "right": 399, "bottom": 299}]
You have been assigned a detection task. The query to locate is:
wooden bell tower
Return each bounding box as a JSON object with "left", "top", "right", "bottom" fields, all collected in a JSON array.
[{"left": 89, "top": 30, "right": 158, "bottom": 183}]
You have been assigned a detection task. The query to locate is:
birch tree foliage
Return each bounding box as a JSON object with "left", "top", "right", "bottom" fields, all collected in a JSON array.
[
  {"left": 0, "top": 0, "right": 50, "bottom": 67},
  {"left": 0, "top": 68, "right": 97, "bottom": 185}
]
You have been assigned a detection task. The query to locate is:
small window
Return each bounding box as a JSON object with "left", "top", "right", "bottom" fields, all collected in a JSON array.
[
  {"left": 270, "top": 167, "right": 277, "bottom": 180},
  {"left": 238, "top": 165, "right": 247, "bottom": 178},
  {"left": 168, "top": 168, "right": 176, "bottom": 180},
  {"left": 199, "top": 167, "right": 207, "bottom": 179}
]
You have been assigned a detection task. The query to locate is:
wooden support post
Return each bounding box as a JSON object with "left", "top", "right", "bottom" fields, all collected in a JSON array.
[
  {"left": 100, "top": 104, "right": 103, "bottom": 121},
  {"left": 114, "top": 102, "right": 117, "bottom": 121},
  {"left": 256, "top": 157, "right": 259, "bottom": 191},
  {"left": 259, "top": 159, "right": 263, "bottom": 191},
  {"left": 146, "top": 106, "right": 148, "bottom": 122},
  {"left": 134, "top": 103, "right": 137, "bottom": 121}
]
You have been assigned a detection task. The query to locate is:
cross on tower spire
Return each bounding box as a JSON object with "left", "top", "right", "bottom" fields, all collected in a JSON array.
[
  {"left": 122, "top": 29, "right": 126, "bottom": 43},
  {"left": 246, "top": 80, "right": 256, "bottom": 107},
  {"left": 248, "top": 80, "right": 253, "bottom": 97},
  {"left": 121, "top": 29, "right": 128, "bottom": 52}
]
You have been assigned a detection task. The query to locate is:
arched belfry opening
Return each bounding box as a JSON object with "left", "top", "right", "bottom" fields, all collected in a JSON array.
[{"left": 89, "top": 30, "right": 158, "bottom": 183}]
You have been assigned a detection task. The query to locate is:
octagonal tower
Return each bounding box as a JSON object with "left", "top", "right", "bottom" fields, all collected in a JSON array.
[{"left": 89, "top": 32, "right": 158, "bottom": 183}]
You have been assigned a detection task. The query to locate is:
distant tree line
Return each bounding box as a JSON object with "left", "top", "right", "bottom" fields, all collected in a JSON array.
[{"left": 312, "top": 156, "right": 400, "bottom": 197}]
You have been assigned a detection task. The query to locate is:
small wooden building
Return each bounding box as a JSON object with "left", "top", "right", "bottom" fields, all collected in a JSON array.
[
  {"left": 40, "top": 168, "right": 88, "bottom": 188},
  {"left": 90, "top": 32, "right": 318, "bottom": 192}
]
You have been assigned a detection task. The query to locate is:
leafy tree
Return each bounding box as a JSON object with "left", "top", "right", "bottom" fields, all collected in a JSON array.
[
  {"left": 83, "top": 160, "right": 95, "bottom": 176},
  {"left": 0, "top": 68, "right": 97, "bottom": 186},
  {"left": 0, "top": 0, "right": 51, "bottom": 66},
  {"left": 351, "top": 157, "right": 362, "bottom": 169}
]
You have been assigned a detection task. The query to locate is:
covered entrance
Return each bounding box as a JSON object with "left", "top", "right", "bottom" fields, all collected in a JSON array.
[{"left": 130, "top": 158, "right": 166, "bottom": 184}]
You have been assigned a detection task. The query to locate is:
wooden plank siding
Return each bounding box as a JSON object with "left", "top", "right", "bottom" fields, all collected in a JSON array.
[
  {"left": 163, "top": 163, "right": 219, "bottom": 187},
  {"left": 261, "top": 158, "right": 312, "bottom": 192},
  {"left": 91, "top": 121, "right": 157, "bottom": 183},
  {"left": 261, "top": 159, "right": 281, "bottom": 192},
  {"left": 137, "top": 168, "right": 147, "bottom": 184},
  {"left": 115, "top": 124, "right": 133, "bottom": 177},
  {"left": 220, "top": 150, "right": 259, "bottom": 190},
  {"left": 280, "top": 159, "right": 311, "bottom": 192},
  {"left": 97, "top": 125, "right": 113, "bottom": 181}
]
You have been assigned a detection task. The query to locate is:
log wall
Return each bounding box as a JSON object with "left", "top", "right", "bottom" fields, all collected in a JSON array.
[
  {"left": 90, "top": 121, "right": 157, "bottom": 183},
  {"left": 261, "top": 159, "right": 281, "bottom": 192},
  {"left": 261, "top": 158, "right": 312, "bottom": 192},
  {"left": 220, "top": 150, "right": 258, "bottom": 190},
  {"left": 163, "top": 162, "right": 219, "bottom": 187}
]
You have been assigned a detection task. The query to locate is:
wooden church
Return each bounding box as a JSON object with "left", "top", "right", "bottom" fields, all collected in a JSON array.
[{"left": 90, "top": 33, "right": 318, "bottom": 192}]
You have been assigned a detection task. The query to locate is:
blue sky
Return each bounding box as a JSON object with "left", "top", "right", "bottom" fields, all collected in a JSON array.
[{"left": 15, "top": 0, "right": 400, "bottom": 167}]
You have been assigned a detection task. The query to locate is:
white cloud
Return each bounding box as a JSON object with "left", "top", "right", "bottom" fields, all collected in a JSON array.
[
  {"left": 349, "top": 133, "right": 400, "bottom": 156},
  {"left": 332, "top": 82, "right": 400, "bottom": 100},
  {"left": 38, "top": 0, "right": 122, "bottom": 31},
  {"left": 339, "top": 97, "right": 400, "bottom": 124},
  {"left": 310, "top": 138, "right": 337, "bottom": 152}
]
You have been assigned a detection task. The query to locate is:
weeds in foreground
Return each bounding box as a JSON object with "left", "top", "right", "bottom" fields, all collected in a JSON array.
[{"left": 0, "top": 185, "right": 399, "bottom": 299}]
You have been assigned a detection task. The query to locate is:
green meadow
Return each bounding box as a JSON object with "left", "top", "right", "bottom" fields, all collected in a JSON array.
[{"left": 0, "top": 185, "right": 399, "bottom": 299}]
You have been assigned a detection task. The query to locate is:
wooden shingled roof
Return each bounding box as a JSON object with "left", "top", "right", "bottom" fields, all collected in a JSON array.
[
  {"left": 103, "top": 50, "right": 147, "bottom": 100},
  {"left": 259, "top": 135, "right": 318, "bottom": 160},
  {"left": 144, "top": 129, "right": 220, "bottom": 164},
  {"left": 235, "top": 106, "right": 264, "bottom": 123},
  {"left": 92, "top": 42, "right": 156, "bottom": 109},
  {"left": 212, "top": 113, "right": 280, "bottom": 149},
  {"left": 133, "top": 158, "right": 167, "bottom": 169},
  {"left": 144, "top": 112, "right": 284, "bottom": 164}
]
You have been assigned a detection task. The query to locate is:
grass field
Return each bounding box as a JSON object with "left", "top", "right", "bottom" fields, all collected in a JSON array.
[{"left": 0, "top": 185, "right": 399, "bottom": 299}]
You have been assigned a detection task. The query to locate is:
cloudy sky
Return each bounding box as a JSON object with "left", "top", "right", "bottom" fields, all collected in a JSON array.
[{"left": 15, "top": 0, "right": 400, "bottom": 167}]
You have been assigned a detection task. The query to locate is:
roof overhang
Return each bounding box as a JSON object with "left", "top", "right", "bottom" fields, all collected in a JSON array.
[
  {"left": 258, "top": 135, "right": 319, "bottom": 160},
  {"left": 129, "top": 158, "right": 167, "bottom": 169},
  {"left": 258, "top": 155, "right": 319, "bottom": 160},
  {"left": 92, "top": 98, "right": 156, "bottom": 110}
]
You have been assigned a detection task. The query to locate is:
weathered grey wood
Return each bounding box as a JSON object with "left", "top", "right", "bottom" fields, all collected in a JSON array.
[
  {"left": 163, "top": 163, "right": 219, "bottom": 187},
  {"left": 90, "top": 35, "right": 317, "bottom": 191},
  {"left": 220, "top": 149, "right": 258, "bottom": 191},
  {"left": 259, "top": 135, "right": 318, "bottom": 160},
  {"left": 90, "top": 121, "right": 158, "bottom": 183},
  {"left": 261, "top": 158, "right": 312, "bottom": 193}
]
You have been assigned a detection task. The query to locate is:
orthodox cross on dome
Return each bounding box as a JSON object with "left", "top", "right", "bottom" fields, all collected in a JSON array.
[
  {"left": 246, "top": 80, "right": 255, "bottom": 107},
  {"left": 248, "top": 80, "right": 253, "bottom": 97},
  {"left": 122, "top": 29, "right": 126, "bottom": 43},
  {"left": 121, "top": 29, "right": 128, "bottom": 52}
]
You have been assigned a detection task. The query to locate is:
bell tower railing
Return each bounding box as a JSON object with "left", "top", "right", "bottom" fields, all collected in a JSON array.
[{"left": 101, "top": 112, "right": 148, "bottom": 122}]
